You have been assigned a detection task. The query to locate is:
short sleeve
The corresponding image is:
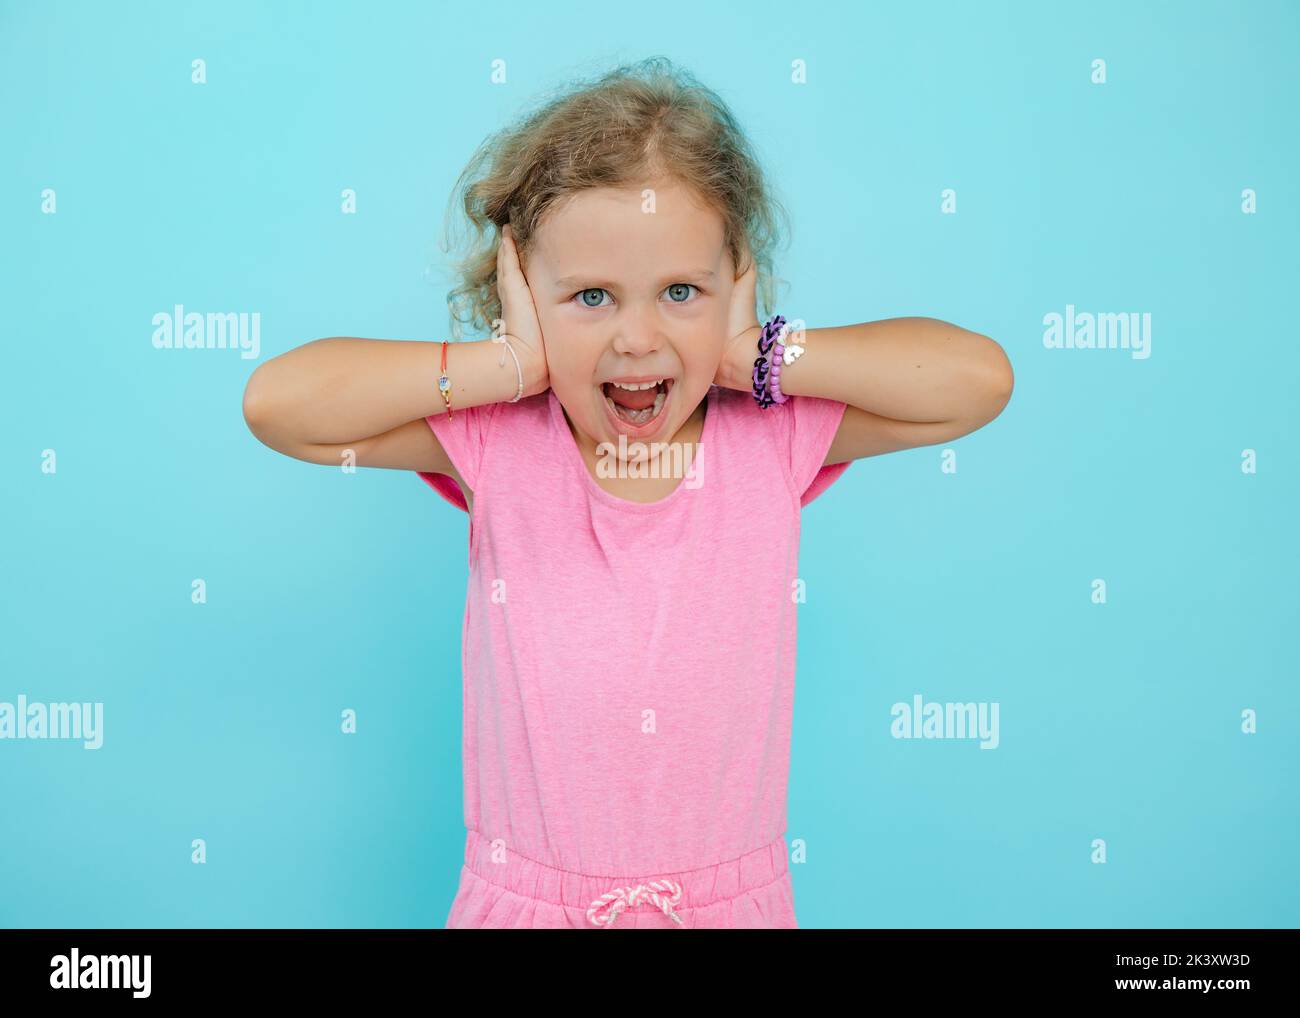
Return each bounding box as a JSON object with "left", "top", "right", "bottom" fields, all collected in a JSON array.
[
  {"left": 782, "top": 393, "right": 851, "bottom": 507},
  {"left": 415, "top": 400, "right": 498, "bottom": 513}
]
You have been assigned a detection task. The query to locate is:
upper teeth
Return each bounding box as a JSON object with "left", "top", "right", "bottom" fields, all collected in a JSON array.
[{"left": 609, "top": 379, "right": 664, "bottom": 390}]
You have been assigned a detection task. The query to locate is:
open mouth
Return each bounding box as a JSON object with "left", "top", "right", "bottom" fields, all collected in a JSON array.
[{"left": 601, "top": 377, "right": 673, "bottom": 429}]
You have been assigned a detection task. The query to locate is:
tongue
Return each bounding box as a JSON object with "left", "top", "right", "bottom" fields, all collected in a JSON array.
[{"left": 606, "top": 383, "right": 658, "bottom": 411}]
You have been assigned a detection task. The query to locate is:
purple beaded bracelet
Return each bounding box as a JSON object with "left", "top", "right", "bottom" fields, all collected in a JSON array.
[
  {"left": 769, "top": 320, "right": 791, "bottom": 405},
  {"left": 751, "top": 315, "right": 791, "bottom": 408}
]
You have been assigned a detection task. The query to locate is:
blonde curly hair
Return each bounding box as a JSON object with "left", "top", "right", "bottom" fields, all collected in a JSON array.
[{"left": 439, "top": 56, "right": 791, "bottom": 341}]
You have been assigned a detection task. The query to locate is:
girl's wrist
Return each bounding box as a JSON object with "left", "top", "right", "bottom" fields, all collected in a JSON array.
[
  {"left": 485, "top": 334, "right": 546, "bottom": 403},
  {"left": 434, "top": 338, "right": 529, "bottom": 414},
  {"left": 720, "top": 325, "right": 761, "bottom": 391},
  {"left": 521, "top": 356, "right": 550, "bottom": 399}
]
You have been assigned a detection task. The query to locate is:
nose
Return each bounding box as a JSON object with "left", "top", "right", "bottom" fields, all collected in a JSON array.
[{"left": 609, "top": 300, "right": 665, "bottom": 360}]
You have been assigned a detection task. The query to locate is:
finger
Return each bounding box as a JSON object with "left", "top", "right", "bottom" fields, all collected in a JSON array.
[
  {"left": 732, "top": 238, "right": 755, "bottom": 277},
  {"left": 501, "top": 224, "right": 525, "bottom": 284},
  {"left": 733, "top": 257, "right": 757, "bottom": 307},
  {"left": 737, "top": 252, "right": 757, "bottom": 288},
  {"left": 499, "top": 235, "right": 522, "bottom": 301},
  {"left": 496, "top": 225, "right": 540, "bottom": 345},
  {"left": 494, "top": 230, "right": 509, "bottom": 338},
  {"left": 732, "top": 250, "right": 757, "bottom": 312}
]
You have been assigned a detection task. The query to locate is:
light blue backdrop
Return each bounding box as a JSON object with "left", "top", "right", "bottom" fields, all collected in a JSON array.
[{"left": 2, "top": 0, "right": 1296, "bottom": 928}]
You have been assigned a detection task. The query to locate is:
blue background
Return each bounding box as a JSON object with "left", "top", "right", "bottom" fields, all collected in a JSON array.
[{"left": 2, "top": 0, "right": 1297, "bottom": 928}]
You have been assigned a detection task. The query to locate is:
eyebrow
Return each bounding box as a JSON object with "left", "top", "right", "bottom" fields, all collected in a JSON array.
[{"left": 553, "top": 269, "right": 717, "bottom": 290}]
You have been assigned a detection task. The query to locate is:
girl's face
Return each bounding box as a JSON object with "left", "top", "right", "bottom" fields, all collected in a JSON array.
[{"left": 521, "top": 179, "right": 733, "bottom": 456}]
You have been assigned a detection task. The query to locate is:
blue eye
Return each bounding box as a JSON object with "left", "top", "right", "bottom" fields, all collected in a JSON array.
[
  {"left": 572, "top": 284, "right": 699, "bottom": 308},
  {"left": 576, "top": 288, "right": 611, "bottom": 308}
]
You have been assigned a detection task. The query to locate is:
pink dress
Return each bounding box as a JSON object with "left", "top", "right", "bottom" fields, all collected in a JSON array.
[{"left": 417, "top": 383, "right": 851, "bottom": 928}]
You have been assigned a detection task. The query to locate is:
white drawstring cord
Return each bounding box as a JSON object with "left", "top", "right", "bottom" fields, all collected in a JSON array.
[{"left": 587, "top": 879, "right": 685, "bottom": 927}]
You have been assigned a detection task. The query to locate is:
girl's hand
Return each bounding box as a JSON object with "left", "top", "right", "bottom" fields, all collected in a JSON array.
[
  {"left": 714, "top": 247, "right": 761, "bottom": 391},
  {"left": 496, "top": 223, "right": 550, "bottom": 397}
]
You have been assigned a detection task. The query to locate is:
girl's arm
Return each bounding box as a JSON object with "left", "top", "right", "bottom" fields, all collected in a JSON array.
[
  {"left": 243, "top": 226, "right": 547, "bottom": 476},
  {"left": 241, "top": 336, "right": 546, "bottom": 473},
  {"left": 718, "top": 254, "right": 1012, "bottom": 464},
  {"left": 796, "top": 317, "right": 1011, "bottom": 463},
  {"left": 720, "top": 316, "right": 1014, "bottom": 463}
]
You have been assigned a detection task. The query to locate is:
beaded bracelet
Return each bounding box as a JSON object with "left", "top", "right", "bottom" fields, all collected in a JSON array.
[
  {"left": 751, "top": 315, "right": 805, "bottom": 408},
  {"left": 751, "top": 315, "right": 782, "bottom": 408},
  {"left": 768, "top": 320, "right": 790, "bottom": 406}
]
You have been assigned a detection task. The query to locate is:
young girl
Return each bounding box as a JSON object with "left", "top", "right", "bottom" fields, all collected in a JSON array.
[{"left": 242, "top": 57, "right": 1013, "bottom": 929}]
